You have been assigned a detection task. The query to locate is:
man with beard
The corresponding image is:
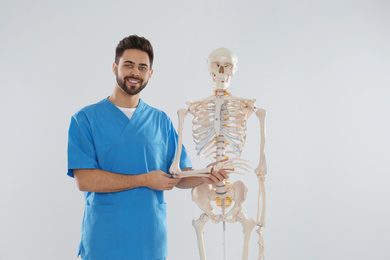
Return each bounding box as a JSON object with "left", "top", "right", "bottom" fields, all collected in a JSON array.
[{"left": 67, "top": 35, "right": 228, "bottom": 260}]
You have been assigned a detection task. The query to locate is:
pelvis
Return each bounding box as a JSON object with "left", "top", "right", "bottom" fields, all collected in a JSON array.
[{"left": 192, "top": 180, "right": 248, "bottom": 223}]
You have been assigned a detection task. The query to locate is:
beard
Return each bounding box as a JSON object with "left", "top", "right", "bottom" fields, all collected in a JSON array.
[{"left": 116, "top": 75, "right": 149, "bottom": 96}]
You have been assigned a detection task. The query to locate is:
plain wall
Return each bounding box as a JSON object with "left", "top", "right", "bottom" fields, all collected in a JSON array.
[{"left": 0, "top": 0, "right": 389, "bottom": 259}]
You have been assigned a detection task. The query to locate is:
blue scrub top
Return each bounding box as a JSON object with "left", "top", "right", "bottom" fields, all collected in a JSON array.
[{"left": 67, "top": 98, "right": 192, "bottom": 260}]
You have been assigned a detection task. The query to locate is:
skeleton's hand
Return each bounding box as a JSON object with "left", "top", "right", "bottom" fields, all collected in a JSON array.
[{"left": 201, "top": 159, "right": 231, "bottom": 184}]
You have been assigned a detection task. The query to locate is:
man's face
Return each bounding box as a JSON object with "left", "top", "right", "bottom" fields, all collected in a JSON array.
[{"left": 113, "top": 49, "right": 153, "bottom": 96}]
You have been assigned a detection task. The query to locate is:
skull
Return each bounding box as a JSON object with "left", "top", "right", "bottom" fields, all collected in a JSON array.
[{"left": 207, "top": 48, "right": 238, "bottom": 90}]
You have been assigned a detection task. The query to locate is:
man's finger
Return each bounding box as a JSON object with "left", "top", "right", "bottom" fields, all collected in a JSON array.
[
  {"left": 209, "top": 175, "right": 219, "bottom": 184},
  {"left": 219, "top": 170, "right": 230, "bottom": 179},
  {"left": 163, "top": 172, "right": 173, "bottom": 178},
  {"left": 222, "top": 173, "right": 230, "bottom": 179},
  {"left": 169, "top": 178, "right": 181, "bottom": 185}
]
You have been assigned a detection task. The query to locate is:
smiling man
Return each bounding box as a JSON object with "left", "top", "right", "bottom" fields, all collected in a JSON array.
[
  {"left": 67, "top": 35, "right": 228, "bottom": 260},
  {"left": 113, "top": 49, "right": 150, "bottom": 97}
]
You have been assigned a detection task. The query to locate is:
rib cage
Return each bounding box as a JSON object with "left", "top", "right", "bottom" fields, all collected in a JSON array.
[{"left": 189, "top": 98, "right": 248, "bottom": 158}]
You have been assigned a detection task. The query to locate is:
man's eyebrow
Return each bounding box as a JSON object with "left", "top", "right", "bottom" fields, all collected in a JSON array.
[{"left": 123, "top": 60, "right": 149, "bottom": 68}]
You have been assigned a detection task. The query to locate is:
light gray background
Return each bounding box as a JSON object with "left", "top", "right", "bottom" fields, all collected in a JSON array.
[{"left": 1, "top": 0, "right": 389, "bottom": 259}]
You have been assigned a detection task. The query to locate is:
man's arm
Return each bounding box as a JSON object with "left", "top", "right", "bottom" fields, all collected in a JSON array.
[
  {"left": 175, "top": 167, "right": 229, "bottom": 189},
  {"left": 73, "top": 169, "right": 181, "bottom": 193}
]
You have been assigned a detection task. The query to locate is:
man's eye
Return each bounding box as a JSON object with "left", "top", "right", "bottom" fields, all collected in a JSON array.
[
  {"left": 125, "top": 65, "right": 133, "bottom": 68},
  {"left": 140, "top": 67, "right": 147, "bottom": 70}
]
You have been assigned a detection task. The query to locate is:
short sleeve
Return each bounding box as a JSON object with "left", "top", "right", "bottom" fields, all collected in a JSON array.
[
  {"left": 167, "top": 119, "right": 192, "bottom": 170},
  {"left": 67, "top": 112, "right": 100, "bottom": 178}
]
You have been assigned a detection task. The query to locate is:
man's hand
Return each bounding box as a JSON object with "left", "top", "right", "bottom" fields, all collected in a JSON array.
[
  {"left": 175, "top": 161, "right": 232, "bottom": 189},
  {"left": 144, "top": 170, "right": 182, "bottom": 190},
  {"left": 201, "top": 159, "right": 231, "bottom": 185}
]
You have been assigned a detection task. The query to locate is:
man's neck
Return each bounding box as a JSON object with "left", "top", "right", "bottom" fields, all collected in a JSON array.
[{"left": 108, "top": 85, "right": 140, "bottom": 108}]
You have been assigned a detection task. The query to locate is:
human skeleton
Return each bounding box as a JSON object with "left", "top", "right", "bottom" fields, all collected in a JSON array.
[{"left": 169, "top": 48, "right": 267, "bottom": 260}]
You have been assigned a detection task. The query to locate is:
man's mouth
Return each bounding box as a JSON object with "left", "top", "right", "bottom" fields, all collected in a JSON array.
[{"left": 126, "top": 77, "right": 141, "bottom": 85}]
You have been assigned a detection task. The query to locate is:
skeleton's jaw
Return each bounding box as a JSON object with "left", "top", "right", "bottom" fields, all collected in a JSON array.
[{"left": 212, "top": 75, "right": 231, "bottom": 90}]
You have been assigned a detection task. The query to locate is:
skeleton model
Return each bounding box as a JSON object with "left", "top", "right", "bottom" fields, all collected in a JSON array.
[{"left": 169, "top": 48, "right": 267, "bottom": 260}]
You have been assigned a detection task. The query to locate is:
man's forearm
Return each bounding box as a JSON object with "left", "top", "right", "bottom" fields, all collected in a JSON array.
[
  {"left": 175, "top": 167, "right": 205, "bottom": 189},
  {"left": 176, "top": 176, "right": 205, "bottom": 189},
  {"left": 73, "top": 169, "right": 146, "bottom": 193},
  {"left": 175, "top": 165, "right": 230, "bottom": 189}
]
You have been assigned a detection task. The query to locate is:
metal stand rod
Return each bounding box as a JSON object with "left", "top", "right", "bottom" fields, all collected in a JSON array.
[{"left": 222, "top": 198, "right": 227, "bottom": 260}]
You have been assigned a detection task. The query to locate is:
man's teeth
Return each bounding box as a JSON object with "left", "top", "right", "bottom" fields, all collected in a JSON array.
[{"left": 128, "top": 79, "right": 139, "bottom": 83}]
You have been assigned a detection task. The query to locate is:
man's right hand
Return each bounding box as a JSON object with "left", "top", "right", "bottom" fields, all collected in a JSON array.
[{"left": 144, "top": 170, "right": 182, "bottom": 191}]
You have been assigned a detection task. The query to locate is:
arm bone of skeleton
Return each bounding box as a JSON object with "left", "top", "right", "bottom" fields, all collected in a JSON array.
[
  {"left": 254, "top": 108, "right": 267, "bottom": 227},
  {"left": 169, "top": 108, "right": 213, "bottom": 178}
]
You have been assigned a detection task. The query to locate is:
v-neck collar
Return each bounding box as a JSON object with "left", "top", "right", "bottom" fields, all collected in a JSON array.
[{"left": 104, "top": 97, "right": 146, "bottom": 125}]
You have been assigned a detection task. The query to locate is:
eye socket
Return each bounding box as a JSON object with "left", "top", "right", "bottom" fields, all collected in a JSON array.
[
  {"left": 211, "top": 62, "right": 220, "bottom": 69},
  {"left": 211, "top": 62, "right": 233, "bottom": 70},
  {"left": 224, "top": 63, "right": 233, "bottom": 70}
]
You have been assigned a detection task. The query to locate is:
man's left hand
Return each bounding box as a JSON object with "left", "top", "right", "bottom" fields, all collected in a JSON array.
[{"left": 201, "top": 159, "right": 231, "bottom": 185}]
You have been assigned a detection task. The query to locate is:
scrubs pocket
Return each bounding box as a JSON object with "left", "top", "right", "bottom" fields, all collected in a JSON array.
[
  {"left": 83, "top": 204, "right": 119, "bottom": 252},
  {"left": 116, "top": 202, "right": 168, "bottom": 257},
  {"left": 155, "top": 202, "right": 168, "bottom": 252},
  {"left": 156, "top": 202, "right": 167, "bottom": 234}
]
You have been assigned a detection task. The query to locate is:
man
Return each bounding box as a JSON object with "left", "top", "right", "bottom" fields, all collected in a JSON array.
[{"left": 67, "top": 35, "right": 228, "bottom": 260}]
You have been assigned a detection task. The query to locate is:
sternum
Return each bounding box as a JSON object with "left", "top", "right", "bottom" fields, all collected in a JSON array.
[{"left": 213, "top": 98, "right": 224, "bottom": 136}]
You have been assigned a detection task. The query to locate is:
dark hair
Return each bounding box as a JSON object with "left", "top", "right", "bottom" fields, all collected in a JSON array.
[{"left": 115, "top": 35, "right": 154, "bottom": 68}]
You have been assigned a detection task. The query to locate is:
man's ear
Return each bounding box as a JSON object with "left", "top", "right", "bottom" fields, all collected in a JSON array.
[
  {"left": 113, "top": 62, "right": 118, "bottom": 76},
  {"left": 149, "top": 69, "right": 154, "bottom": 79}
]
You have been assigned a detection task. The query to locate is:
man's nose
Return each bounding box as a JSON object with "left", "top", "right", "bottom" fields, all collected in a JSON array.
[
  {"left": 131, "top": 67, "right": 140, "bottom": 76},
  {"left": 219, "top": 66, "right": 224, "bottom": 74}
]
